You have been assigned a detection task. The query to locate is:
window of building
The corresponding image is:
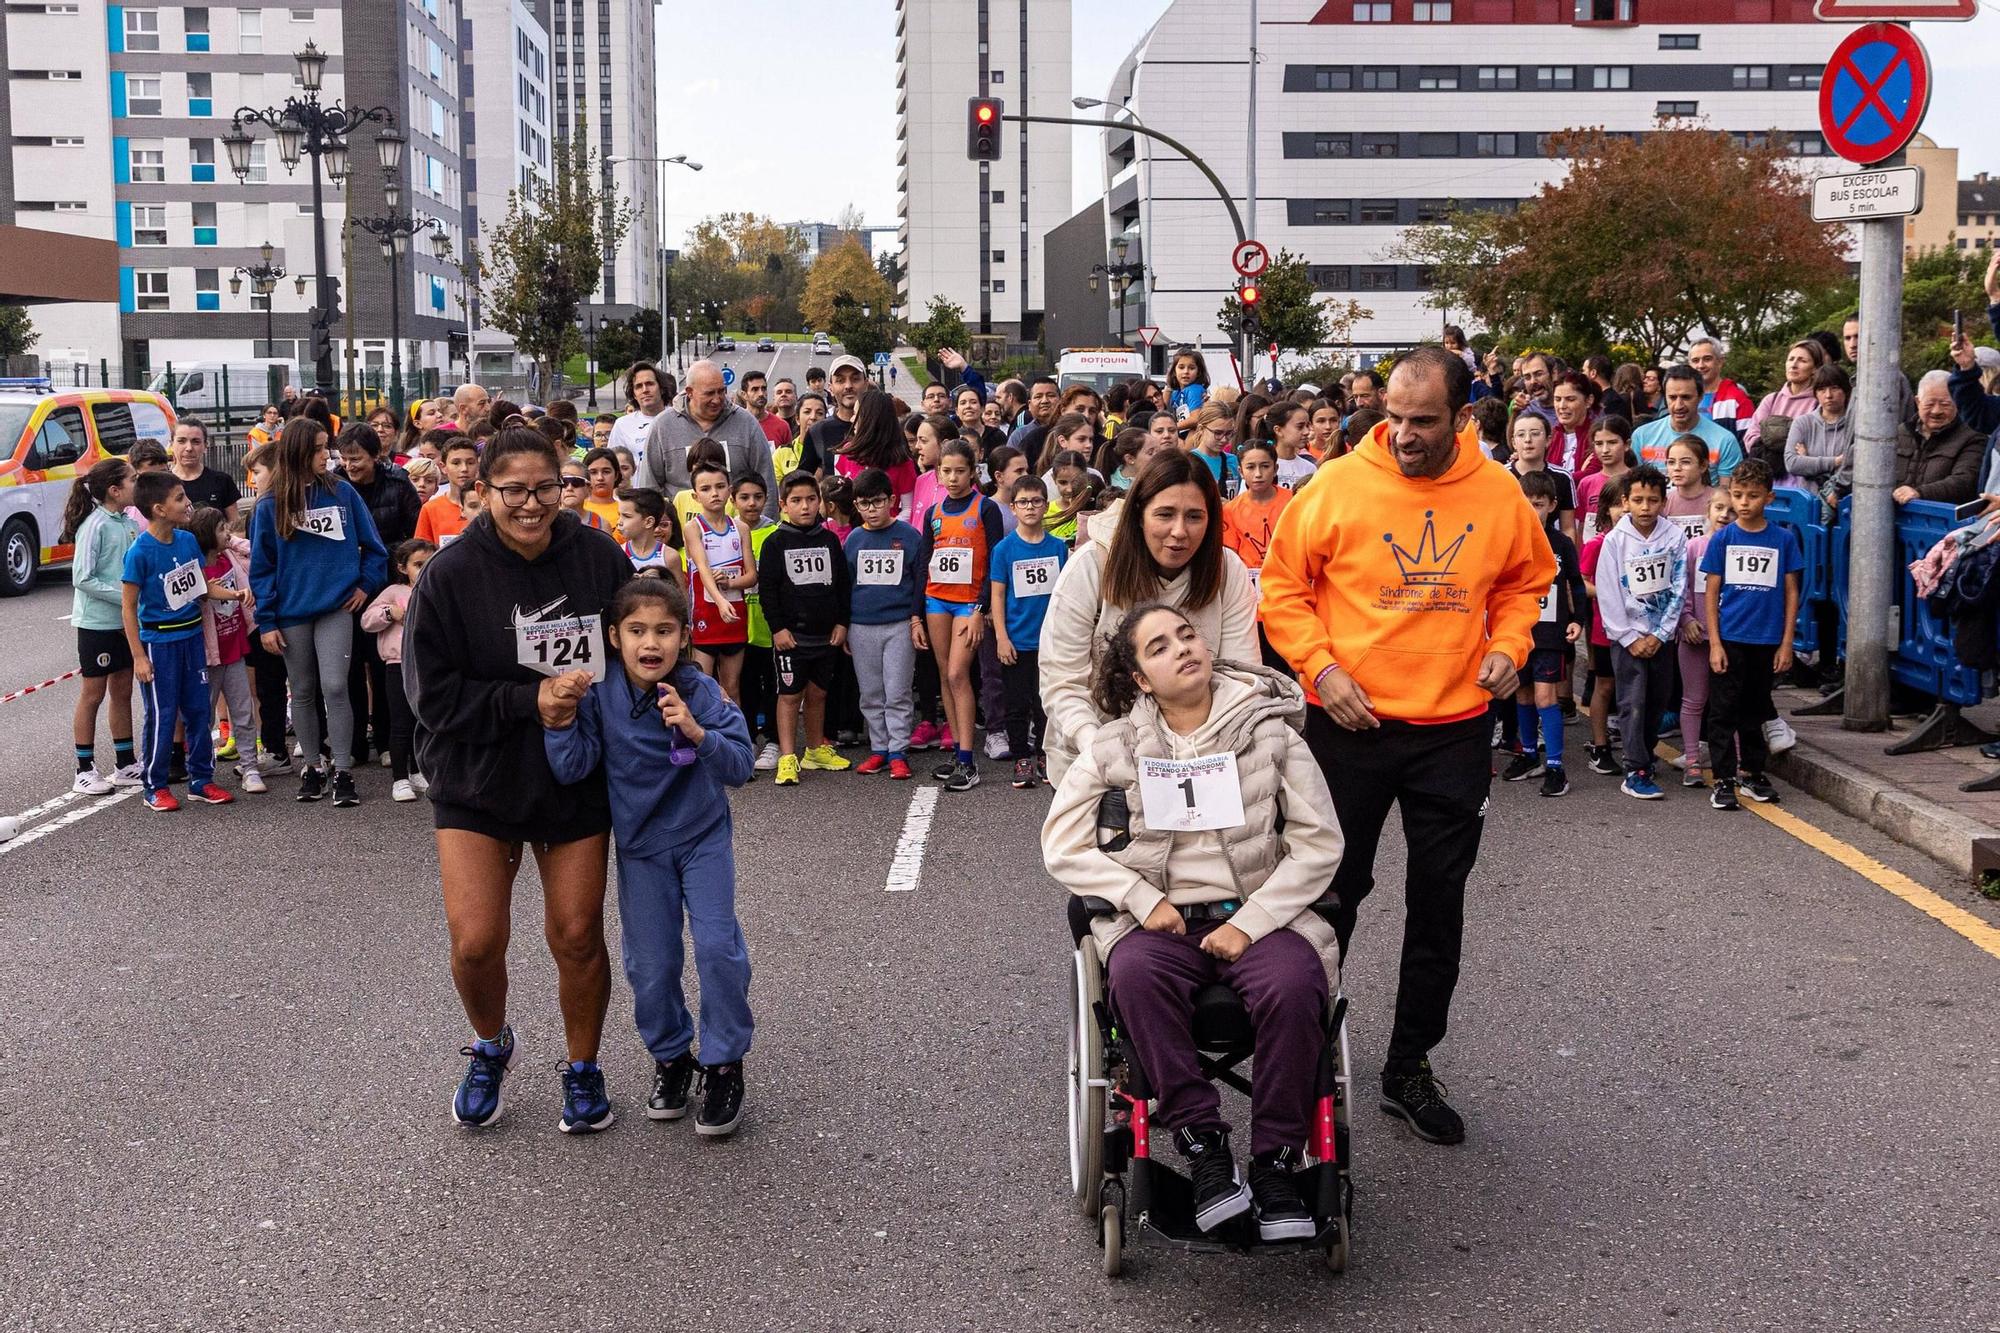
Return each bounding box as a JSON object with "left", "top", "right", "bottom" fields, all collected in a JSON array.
[
  {"left": 54, "top": 201, "right": 89, "bottom": 211},
  {"left": 289, "top": 6, "right": 314, "bottom": 20},
  {"left": 1476, "top": 66, "right": 1517, "bottom": 90},
  {"left": 1659, "top": 33, "right": 1698, "bottom": 49},
  {"left": 184, "top": 7, "right": 209, "bottom": 49},
  {"left": 246, "top": 140, "right": 267, "bottom": 183},
  {"left": 1313, "top": 133, "right": 1352, "bottom": 157},
  {"left": 1417, "top": 133, "right": 1457, "bottom": 156},
  {"left": 1357, "top": 201, "right": 1397, "bottom": 224},
  {"left": 1360, "top": 67, "right": 1398, "bottom": 90},
  {"left": 124, "top": 8, "right": 160, "bottom": 50},
  {"left": 1312, "top": 67, "right": 1353, "bottom": 91},
  {"left": 431, "top": 96, "right": 446, "bottom": 139},
  {"left": 1308, "top": 265, "right": 1351, "bottom": 290},
  {"left": 192, "top": 201, "right": 217, "bottom": 245},
  {"left": 1788, "top": 131, "right": 1826, "bottom": 155},
  {"left": 1574, "top": 0, "right": 1633, "bottom": 18},
  {"left": 128, "top": 76, "right": 163, "bottom": 116},
  {"left": 1535, "top": 66, "right": 1576, "bottom": 90},
  {"left": 1413, "top": 1, "right": 1453, "bottom": 18},
  {"left": 1732, "top": 65, "right": 1771, "bottom": 89},
  {"left": 129, "top": 142, "right": 165, "bottom": 182},
  {"left": 1417, "top": 67, "right": 1459, "bottom": 90},
  {"left": 991, "top": 279, "right": 1006, "bottom": 293},
  {"left": 46, "top": 3, "right": 81, "bottom": 11},
  {"left": 1784, "top": 68, "right": 1822, "bottom": 90},
  {"left": 1352, "top": 1, "right": 1390, "bottom": 19},
  {"left": 991, "top": 250, "right": 1006, "bottom": 263},
  {"left": 431, "top": 275, "right": 447, "bottom": 311},
  {"left": 52, "top": 135, "right": 84, "bottom": 147},
  {"left": 1656, "top": 100, "right": 1698, "bottom": 118},
  {"left": 990, "top": 70, "right": 1004, "bottom": 83},
  {"left": 132, "top": 205, "right": 168, "bottom": 246},
  {"left": 1310, "top": 202, "right": 1351, "bottom": 225},
  {"left": 1357, "top": 267, "right": 1398, "bottom": 291},
  {"left": 1474, "top": 132, "right": 1517, "bottom": 156},
  {"left": 1359, "top": 135, "right": 1398, "bottom": 157},
  {"left": 187, "top": 72, "right": 213, "bottom": 116},
  {"left": 236, "top": 7, "right": 261, "bottom": 51},
  {"left": 1415, "top": 199, "right": 1453, "bottom": 223},
  {"left": 194, "top": 267, "right": 220, "bottom": 311},
  {"left": 1592, "top": 66, "right": 1631, "bottom": 89},
  {"left": 426, "top": 155, "right": 445, "bottom": 195}
]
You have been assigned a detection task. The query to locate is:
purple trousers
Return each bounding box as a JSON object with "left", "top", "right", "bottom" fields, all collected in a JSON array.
[{"left": 1106, "top": 921, "right": 1327, "bottom": 1155}]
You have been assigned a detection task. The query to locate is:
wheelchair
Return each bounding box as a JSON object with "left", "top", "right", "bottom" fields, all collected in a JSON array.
[{"left": 1065, "top": 893, "right": 1354, "bottom": 1278}]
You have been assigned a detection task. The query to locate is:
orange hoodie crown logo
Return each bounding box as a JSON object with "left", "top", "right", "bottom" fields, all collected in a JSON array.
[{"left": 1385, "top": 511, "right": 1473, "bottom": 585}]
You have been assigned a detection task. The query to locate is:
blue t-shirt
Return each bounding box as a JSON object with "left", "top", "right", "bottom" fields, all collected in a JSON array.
[
  {"left": 1699, "top": 520, "right": 1803, "bottom": 645},
  {"left": 121, "top": 528, "right": 207, "bottom": 644},
  {"left": 1192, "top": 449, "right": 1239, "bottom": 488},
  {"left": 988, "top": 530, "right": 1068, "bottom": 649}
]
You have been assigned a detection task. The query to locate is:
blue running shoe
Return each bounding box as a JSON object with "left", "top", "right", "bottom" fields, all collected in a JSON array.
[
  {"left": 559, "top": 1061, "right": 615, "bottom": 1134},
  {"left": 453, "top": 1026, "right": 515, "bottom": 1127},
  {"left": 1621, "top": 770, "right": 1665, "bottom": 800}
]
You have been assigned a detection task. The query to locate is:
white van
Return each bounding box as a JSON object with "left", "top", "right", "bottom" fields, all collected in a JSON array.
[
  {"left": 147, "top": 361, "right": 291, "bottom": 422},
  {"left": 1055, "top": 348, "right": 1148, "bottom": 396}
]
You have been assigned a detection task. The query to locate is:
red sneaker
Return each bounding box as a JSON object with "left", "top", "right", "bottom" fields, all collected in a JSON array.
[
  {"left": 854, "top": 753, "right": 887, "bottom": 776},
  {"left": 940, "top": 724, "right": 956, "bottom": 752},
  {"left": 908, "top": 721, "right": 939, "bottom": 751},
  {"left": 887, "top": 758, "right": 913, "bottom": 780},
  {"left": 186, "top": 780, "right": 235, "bottom": 805},
  {"left": 143, "top": 789, "right": 181, "bottom": 813}
]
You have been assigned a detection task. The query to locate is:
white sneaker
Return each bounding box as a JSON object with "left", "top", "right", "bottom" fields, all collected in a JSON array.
[
  {"left": 241, "top": 768, "right": 268, "bottom": 794},
  {"left": 984, "top": 731, "right": 1011, "bottom": 761},
  {"left": 1669, "top": 750, "right": 1687, "bottom": 771},
  {"left": 392, "top": 779, "right": 417, "bottom": 802},
  {"left": 1763, "top": 717, "right": 1797, "bottom": 754},
  {"left": 754, "top": 742, "right": 780, "bottom": 772},
  {"left": 72, "top": 769, "right": 114, "bottom": 795},
  {"left": 109, "top": 763, "right": 145, "bottom": 789},
  {"left": 380, "top": 751, "right": 394, "bottom": 768},
  {"left": 410, "top": 772, "right": 430, "bottom": 794}
]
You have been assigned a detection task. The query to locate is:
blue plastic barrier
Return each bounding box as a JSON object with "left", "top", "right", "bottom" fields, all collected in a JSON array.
[
  {"left": 1825, "top": 496, "right": 1984, "bottom": 708},
  {"left": 1764, "top": 489, "right": 1821, "bottom": 655}
]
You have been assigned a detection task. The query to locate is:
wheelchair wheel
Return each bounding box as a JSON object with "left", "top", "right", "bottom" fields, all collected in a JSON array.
[
  {"left": 1068, "top": 941, "right": 1106, "bottom": 1217},
  {"left": 1100, "top": 1203, "right": 1124, "bottom": 1278},
  {"left": 1323, "top": 1214, "right": 1349, "bottom": 1273}
]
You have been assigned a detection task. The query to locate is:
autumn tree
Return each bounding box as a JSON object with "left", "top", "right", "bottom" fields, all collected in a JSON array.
[
  {"left": 671, "top": 213, "right": 809, "bottom": 336},
  {"left": 1214, "top": 249, "right": 1371, "bottom": 360},
  {"left": 801, "top": 237, "right": 896, "bottom": 331},
  {"left": 905, "top": 296, "right": 968, "bottom": 359},
  {"left": 472, "top": 125, "right": 634, "bottom": 385},
  {"left": 1389, "top": 127, "right": 1848, "bottom": 362}
]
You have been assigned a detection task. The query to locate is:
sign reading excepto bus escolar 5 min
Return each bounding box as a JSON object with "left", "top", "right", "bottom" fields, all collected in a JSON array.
[{"left": 1811, "top": 164, "right": 1924, "bottom": 222}]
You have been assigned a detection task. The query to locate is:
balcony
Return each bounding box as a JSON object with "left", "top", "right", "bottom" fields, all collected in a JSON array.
[
  {"left": 195, "top": 291, "right": 220, "bottom": 310},
  {"left": 193, "top": 227, "right": 217, "bottom": 245},
  {"left": 191, "top": 163, "right": 216, "bottom": 183},
  {"left": 188, "top": 98, "right": 213, "bottom": 117},
  {"left": 186, "top": 33, "right": 211, "bottom": 52}
]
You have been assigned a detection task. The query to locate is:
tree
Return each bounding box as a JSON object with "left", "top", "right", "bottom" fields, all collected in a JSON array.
[
  {"left": 1388, "top": 127, "right": 1848, "bottom": 363},
  {"left": 876, "top": 248, "right": 906, "bottom": 294},
  {"left": 473, "top": 124, "right": 635, "bottom": 384},
  {"left": 827, "top": 296, "right": 898, "bottom": 365},
  {"left": 672, "top": 213, "right": 809, "bottom": 336},
  {"left": 905, "top": 296, "right": 968, "bottom": 359},
  {"left": 1213, "top": 249, "right": 1370, "bottom": 360},
  {"left": 0, "top": 306, "right": 39, "bottom": 360},
  {"left": 801, "top": 237, "right": 896, "bottom": 331}
]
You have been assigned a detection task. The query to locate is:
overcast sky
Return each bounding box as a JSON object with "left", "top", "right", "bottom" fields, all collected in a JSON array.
[{"left": 652, "top": 0, "right": 2000, "bottom": 251}]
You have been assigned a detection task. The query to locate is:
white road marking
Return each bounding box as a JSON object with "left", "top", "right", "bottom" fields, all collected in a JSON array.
[
  {"left": 884, "top": 785, "right": 941, "bottom": 892},
  {"left": 12, "top": 789, "right": 86, "bottom": 827},
  {"left": 0, "top": 790, "right": 134, "bottom": 857}
]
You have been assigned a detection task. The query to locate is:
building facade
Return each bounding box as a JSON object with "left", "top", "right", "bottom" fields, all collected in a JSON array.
[
  {"left": 1959, "top": 173, "right": 1997, "bottom": 254},
  {"left": 547, "top": 0, "right": 657, "bottom": 311},
  {"left": 460, "top": 0, "right": 552, "bottom": 379},
  {"left": 1093, "top": 0, "right": 1845, "bottom": 365},
  {"left": 894, "top": 0, "right": 1072, "bottom": 339}
]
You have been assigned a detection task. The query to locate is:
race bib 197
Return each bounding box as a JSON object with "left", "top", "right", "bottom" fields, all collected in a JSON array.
[
  {"left": 929, "top": 546, "right": 974, "bottom": 586},
  {"left": 1137, "top": 752, "right": 1246, "bottom": 833},
  {"left": 515, "top": 613, "right": 606, "bottom": 682},
  {"left": 1725, "top": 544, "right": 1780, "bottom": 589},
  {"left": 300, "top": 505, "right": 346, "bottom": 542},
  {"left": 856, "top": 548, "right": 904, "bottom": 587},
  {"left": 161, "top": 559, "right": 204, "bottom": 612},
  {"left": 1625, "top": 552, "right": 1671, "bottom": 598},
  {"left": 1010, "top": 556, "right": 1059, "bottom": 600},
  {"left": 784, "top": 546, "right": 834, "bottom": 587}
]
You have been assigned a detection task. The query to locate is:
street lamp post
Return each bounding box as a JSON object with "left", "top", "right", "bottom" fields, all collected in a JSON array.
[
  {"left": 577, "top": 308, "right": 601, "bottom": 409},
  {"left": 350, "top": 128, "right": 445, "bottom": 416},
  {"left": 606, "top": 154, "right": 702, "bottom": 367},
  {"left": 1087, "top": 235, "right": 1144, "bottom": 347},
  {"left": 228, "top": 240, "right": 303, "bottom": 358},
  {"left": 224, "top": 43, "right": 397, "bottom": 398}
]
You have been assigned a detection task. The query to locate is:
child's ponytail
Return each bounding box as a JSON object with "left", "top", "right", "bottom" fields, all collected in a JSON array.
[{"left": 59, "top": 457, "right": 132, "bottom": 544}]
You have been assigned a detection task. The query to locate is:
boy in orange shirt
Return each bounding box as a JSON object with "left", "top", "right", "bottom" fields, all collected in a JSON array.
[{"left": 414, "top": 437, "right": 479, "bottom": 545}]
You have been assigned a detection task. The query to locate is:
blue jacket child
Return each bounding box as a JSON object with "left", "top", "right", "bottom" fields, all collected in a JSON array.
[{"left": 544, "top": 657, "right": 757, "bottom": 1110}]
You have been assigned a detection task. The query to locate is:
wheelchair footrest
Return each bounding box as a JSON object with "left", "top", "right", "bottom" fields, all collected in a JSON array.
[{"left": 1119, "top": 1157, "right": 1349, "bottom": 1254}]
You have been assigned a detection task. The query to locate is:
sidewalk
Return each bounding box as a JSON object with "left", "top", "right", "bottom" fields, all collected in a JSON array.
[{"left": 1765, "top": 686, "right": 2000, "bottom": 877}]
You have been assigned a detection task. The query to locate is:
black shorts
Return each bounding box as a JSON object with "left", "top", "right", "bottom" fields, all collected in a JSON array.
[
  {"left": 432, "top": 798, "right": 611, "bottom": 847},
  {"left": 1527, "top": 647, "right": 1567, "bottom": 685},
  {"left": 78, "top": 627, "right": 133, "bottom": 678},
  {"left": 697, "top": 640, "right": 745, "bottom": 659},
  {"left": 1590, "top": 643, "right": 1613, "bottom": 676},
  {"left": 775, "top": 643, "right": 840, "bottom": 696}
]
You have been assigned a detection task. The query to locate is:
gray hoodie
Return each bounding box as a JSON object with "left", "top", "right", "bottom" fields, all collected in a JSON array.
[{"left": 642, "top": 401, "right": 777, "bottom": 499}]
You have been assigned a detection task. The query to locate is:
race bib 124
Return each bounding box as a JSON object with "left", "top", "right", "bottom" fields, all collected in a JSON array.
[{"left": 515, "top": 613, "right": 606, "bottom": 682}]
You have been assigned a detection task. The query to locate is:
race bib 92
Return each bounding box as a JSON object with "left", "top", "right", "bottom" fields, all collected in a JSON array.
[{"left": 300, "top": 505, "right": 346, "bottom": 542}]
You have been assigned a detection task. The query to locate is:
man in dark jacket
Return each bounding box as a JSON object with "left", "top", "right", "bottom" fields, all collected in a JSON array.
[{"left": 1893, "top": 372, "right": 1984, "bottom": 507}]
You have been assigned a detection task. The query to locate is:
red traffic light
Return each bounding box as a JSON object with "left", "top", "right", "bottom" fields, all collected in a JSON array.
[
  {"left": 977, "top": 104, "right": 996, "bottom": 123},
  {"left": 967, "top": 97, "right": 1005, "bottom": 161},
  {"left": 1239, "top": 282, "right": 1261, "bottom": 306}
]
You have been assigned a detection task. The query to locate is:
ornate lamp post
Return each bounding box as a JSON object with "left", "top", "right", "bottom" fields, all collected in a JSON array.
[
  {"left": 1087, "top": 235, "right": 1145, "bottom": 346},
  {"left": 227, "top": 241, "right": 305, "bottom": 357},
  {"left": 350, "top": 128, "right": 445, "bottom": 415}
]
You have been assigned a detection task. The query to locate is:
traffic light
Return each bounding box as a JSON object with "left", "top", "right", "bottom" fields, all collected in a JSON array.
[
  {"left": 967, "top": 97, "right": 1003, "bottom": 162},
  {"left": 1238, "top": 280, "right": 1263, "bottom": 339}
]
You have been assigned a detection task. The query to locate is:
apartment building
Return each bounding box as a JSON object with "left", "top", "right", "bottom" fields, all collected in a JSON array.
[
  {"left": 547, "top": 0, "right": 657, "bottom": 310},
  {"left": 460, "top": 0, "right": 552, "bottom": 378}
]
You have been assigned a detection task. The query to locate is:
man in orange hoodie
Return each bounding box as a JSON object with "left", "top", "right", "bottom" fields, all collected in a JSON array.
[{"left": 1263, "top": 345, "right": 1555, "bottom": 1148}]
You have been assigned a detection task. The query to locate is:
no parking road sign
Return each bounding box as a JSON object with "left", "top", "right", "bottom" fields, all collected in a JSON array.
[{"left": 1818, "top": 23, "right": 1932, "bottom": 166}]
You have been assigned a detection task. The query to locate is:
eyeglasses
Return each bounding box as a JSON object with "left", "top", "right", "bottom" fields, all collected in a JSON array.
[
  {"left": 560, "top": 476, "right": 589, "bottom": 489},
  {"left": 492, "top": 481, "right": 563, "bottom": 508},
  {"left": 854, "top": 495, "right": 893, "bottom": 508}
]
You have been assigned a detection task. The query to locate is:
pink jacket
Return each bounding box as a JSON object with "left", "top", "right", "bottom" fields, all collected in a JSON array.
[
  {"left": 360, "top": 584, "right": 411, "bottom": 664},
  {"left": 199, "top": 542, "right": 255, "bottom": 668}
]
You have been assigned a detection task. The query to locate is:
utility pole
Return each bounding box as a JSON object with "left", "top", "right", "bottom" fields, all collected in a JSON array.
[
  {"left": 1844, "top": 202, "right": 1903, "bottom": 731},
  {"left": 1245, "top": 0, "right": 1257, "bottom": 249}
]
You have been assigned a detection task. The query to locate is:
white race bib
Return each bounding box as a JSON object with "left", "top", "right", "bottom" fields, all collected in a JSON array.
[
  {"left": 300, "top": 505, "right": 346, "bottom": 542},
  {"left": 856, "top": 548, "right": 905, "bottom": 587},
  {"left": 1668, "top": 512, "right": 1707, "bottom": 541},
  {"left": 1137, "top": 753, "right": 1247, "bottom": 833},
  {"left": 715, "top": 563, "right": 746, "bottom": 602},
  {"left": 784, "top": 546, "right": 833, "bottom": 586},
  {"left": 929, "top": 546, "right": 974, "bottom": 586},
  {"left": 1538, "top": 581, "right": 1559, "bottom": 623},
  {"left": 1625, "top": 552, "right": 1671, "bottom": 598},
  {"left": 1010, "top": 555, "right": 1059, "bottom": 600},
  {"left": 1725, "top": 543, "right": 1780, "bottom": 589},
  {"left": 161, "top": 559, "right": 205, "bottom": 612},
  {"left": 514, "top": 613, "right": 605, "bottom": 682},
  {"left": 1247, "top": 566, "right": 1262, "bottom": 593},
  {"left": 438, "top": 532, "right": 459, "bottom": 547}
]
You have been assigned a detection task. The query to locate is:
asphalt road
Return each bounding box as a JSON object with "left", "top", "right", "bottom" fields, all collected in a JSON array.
[{"left": 0, "top": 580, "right": 1996, "bottom": 1331}]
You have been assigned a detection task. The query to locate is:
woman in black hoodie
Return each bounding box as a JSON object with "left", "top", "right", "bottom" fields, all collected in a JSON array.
[{"left": 404, "top": 427, "right": 634, "bottom": 1132}]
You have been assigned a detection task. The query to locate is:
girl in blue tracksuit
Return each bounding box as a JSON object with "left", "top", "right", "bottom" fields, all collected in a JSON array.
[
  {"left": 543, "top": 575, "right": 757, "bottom": 1137},
  {"left": 249, "top": 417, "right": 388, "bottom": 807}
]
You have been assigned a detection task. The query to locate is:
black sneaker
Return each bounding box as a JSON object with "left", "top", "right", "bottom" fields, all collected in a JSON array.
[
  {"left": 694, "top": 1062, "right": 744, "bottom": 1137},
  {"left": 295, "top": 766, "right": 327, "bottom": 802},
  {"left": 1710, "top": 780, "right": 1740, "bottom": 811},
  {"left": 1559, "top": 697, "right": 1578, "bottom": 721},
  {"left": 1586, "top": 744, "right": 1620, "bottom": 776},
  {"left": 1380, "top": 1060, "right": 1465, "bottom": 1145},
  {"left": 330, "top": 769, "right": 359, "bottom": 807},
  {"left": 1740, "top": 772, "right": 1779, "bottom": 804},
  {"left": 1175, "top": 1126, "right": 1250, "bottom": 1232},
  {"left": 1539, "top": 764, "right": 1569, "bottom": 797},
  {"left": 1010, "top": 756, "right": 1038, "bottom": 789},
  {"left": 932, "top": 760, "right": 958, "bottom": 782},
  {"left": 944, "top": 762, "right": 981, "bottom": 792},
  {"left": 1035, "top": 755, "right": 1047, "bottom": 782},
  {"left": 1501, "top": 749, "right": 1544, "bottom": 782},
  {"left": 1248, "top": 1147, "right": 1316, "bottom": 1242},
  {"left": 646, "top": 1052, "right": 698, "bottom": 1121}
]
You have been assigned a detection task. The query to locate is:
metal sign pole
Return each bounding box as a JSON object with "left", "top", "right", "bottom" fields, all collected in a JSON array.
[{"left": 1844, "top": 192, "right": 1903, "bottom": 731}]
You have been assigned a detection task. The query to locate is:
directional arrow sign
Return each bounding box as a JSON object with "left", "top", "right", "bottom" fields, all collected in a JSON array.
[{"left": 1818, "top": 23, "right": 1932, "bottom": 166}]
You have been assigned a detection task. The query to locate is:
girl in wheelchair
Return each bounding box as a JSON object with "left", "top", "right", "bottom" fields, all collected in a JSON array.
[{"left": 1042, "top": 603, "right": 1344, "bottom": 1241}]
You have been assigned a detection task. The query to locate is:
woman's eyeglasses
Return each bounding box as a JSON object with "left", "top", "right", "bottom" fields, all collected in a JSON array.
[{"left": 492, "top": 481, "right": 563, "bottom": 508}]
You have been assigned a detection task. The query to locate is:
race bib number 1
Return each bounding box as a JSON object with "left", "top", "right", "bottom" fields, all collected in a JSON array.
[
  {"left": 1137, "top": 753, "right": 1246, "bottom": 833},
  {"left": 1010, "top": 556, "right": 1059, "bottom": 600},
  {"left": 929, "top": 547, "right": 974, "bottom": 586},
  {"left": 785, "top": 546, "right": 833, "bottom": 587},
  {"left": 300, "top": 505, "right": 346, "bottom": 542},
  {"left": 1625, "top": 552, "right": 1671, "bottom": 598},
  {"left": 161, "top": 559, "right": 204, "bottom": 612},
  {"left": 1725, "top": 544, "right": 1780, "bottom": 589},
  {"left": 515, "top": 613, "right": 606, "bottom": 683},
  {"left": 856, "top": 548, "right": 904, "bottom": 587}
]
